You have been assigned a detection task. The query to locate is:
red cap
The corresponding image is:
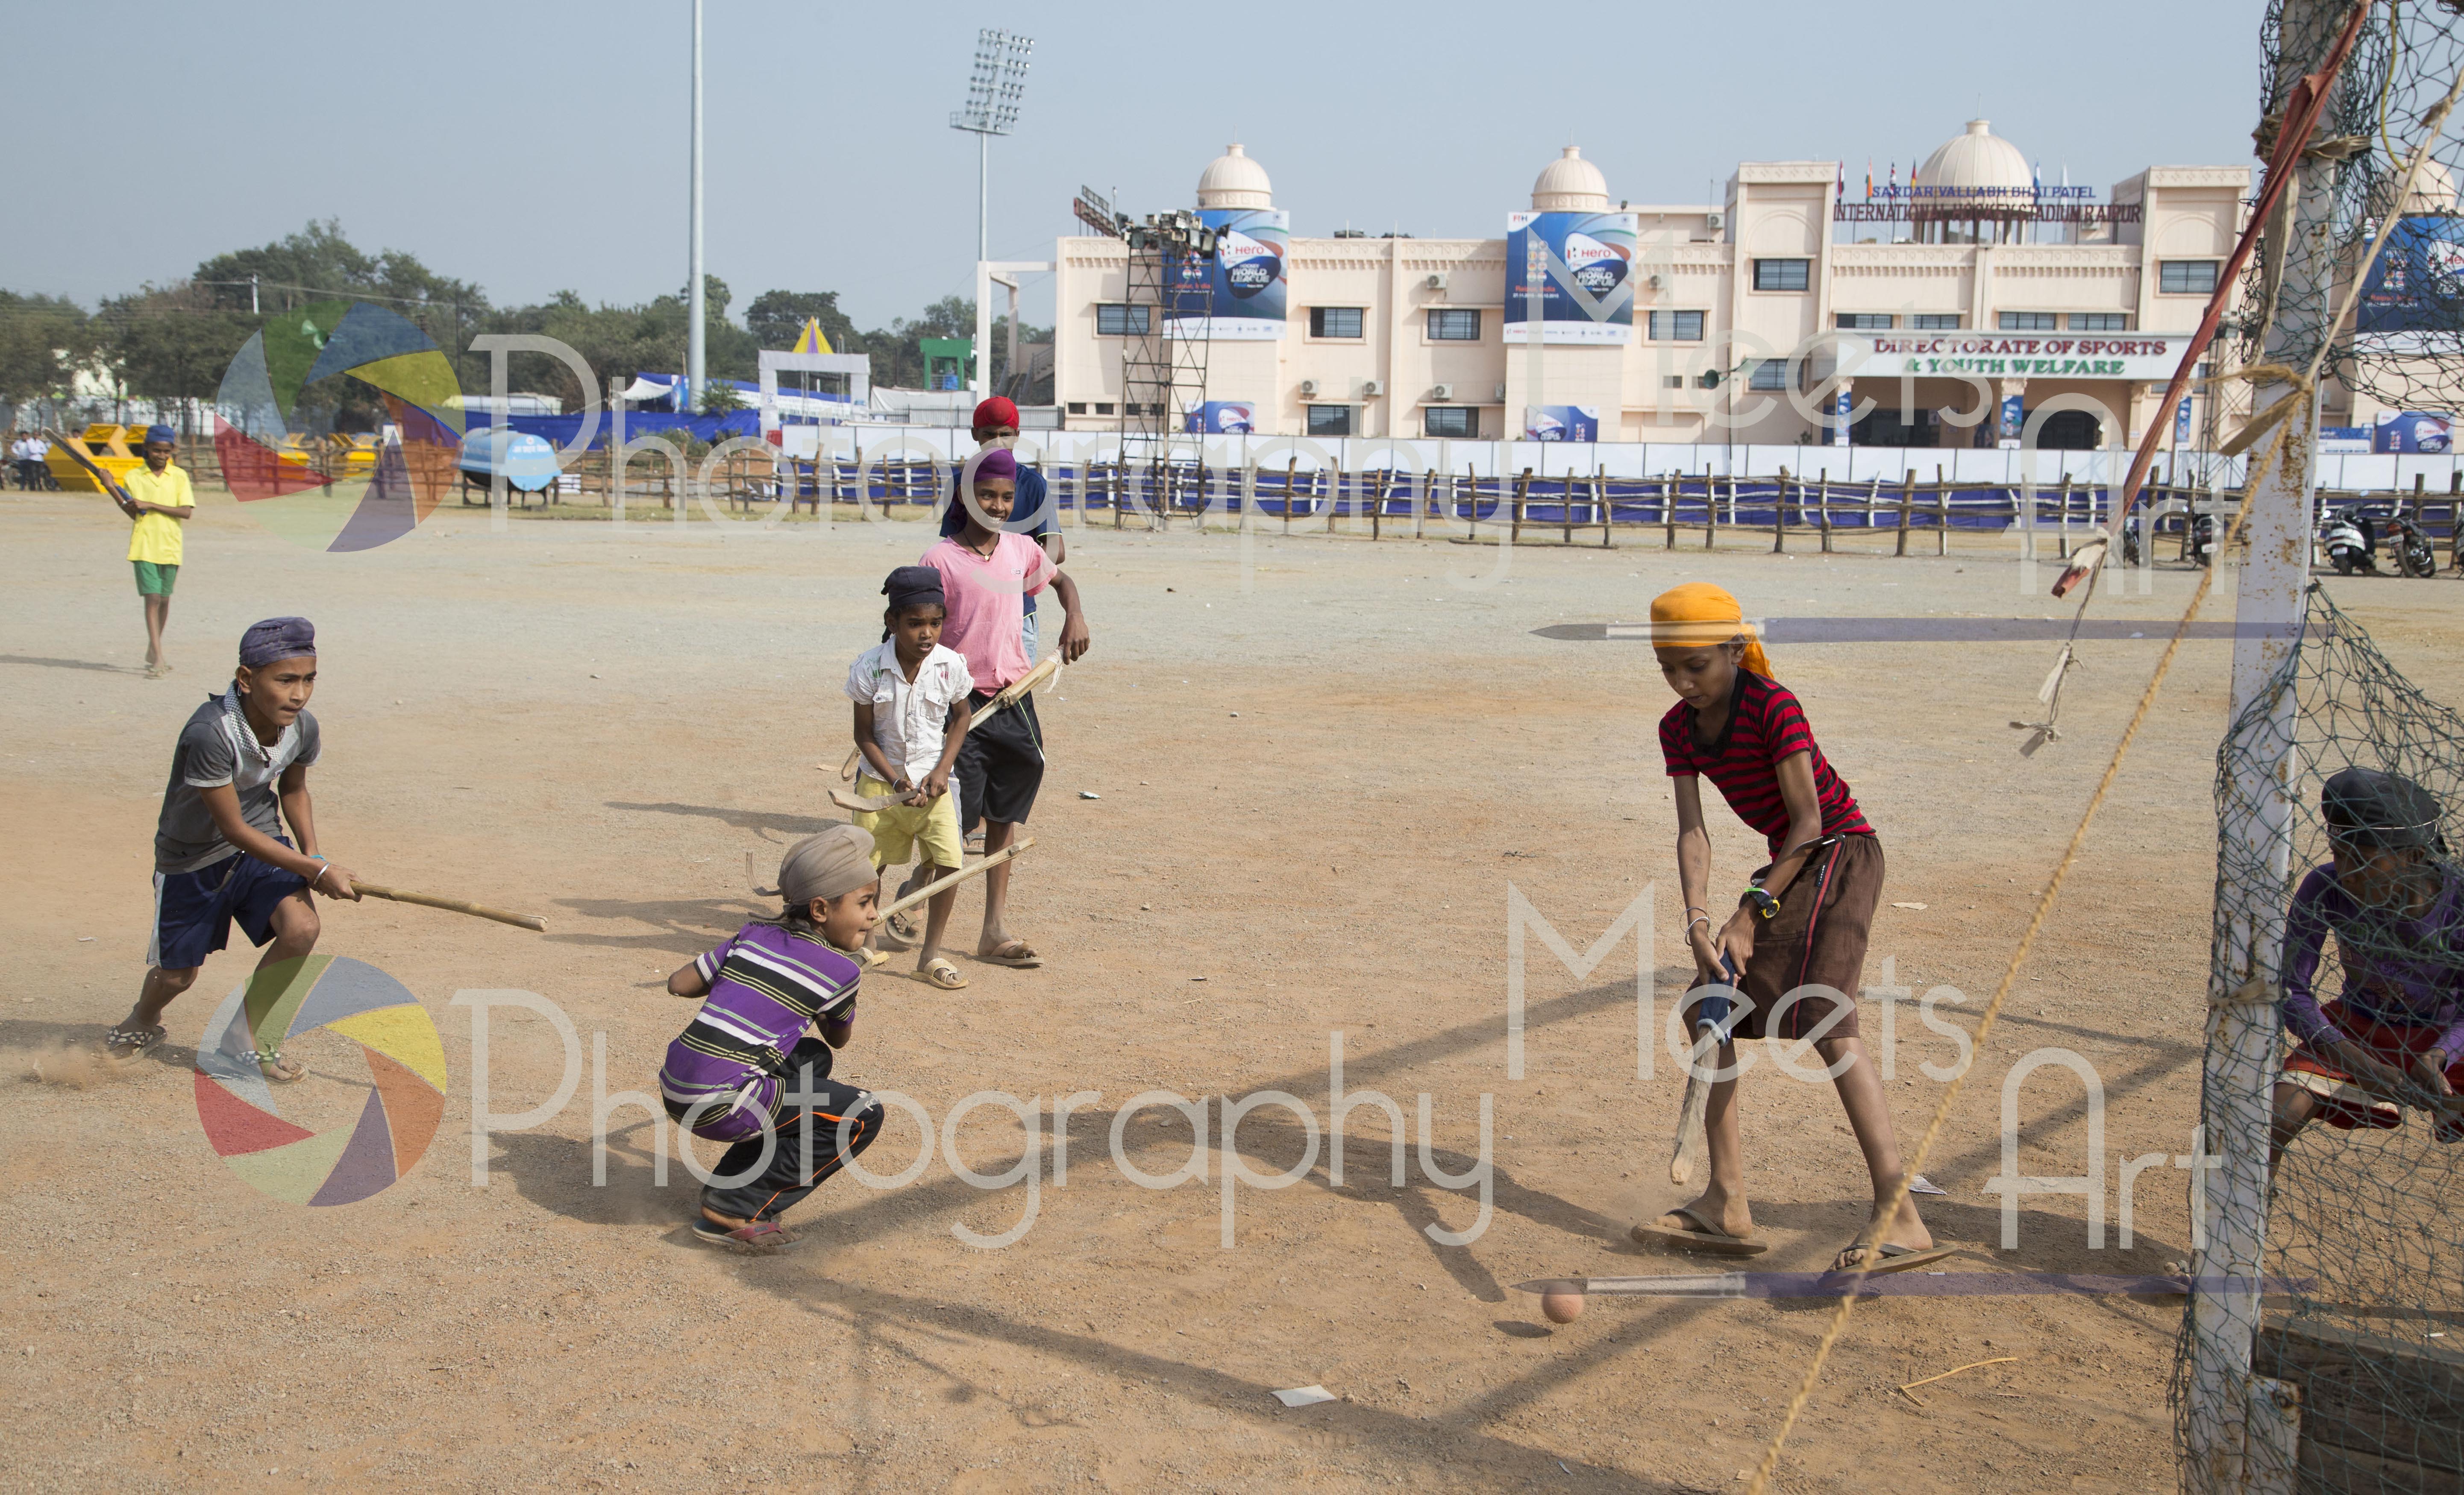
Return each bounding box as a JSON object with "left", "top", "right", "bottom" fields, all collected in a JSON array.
[{"left": 972, "top": 396, "right": 1019, "bottom": 432}]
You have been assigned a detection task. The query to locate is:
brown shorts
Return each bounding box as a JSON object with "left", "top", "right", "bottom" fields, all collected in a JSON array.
[{"left": 1688, "top": 833, "right": 1884, "bottom": 1043}]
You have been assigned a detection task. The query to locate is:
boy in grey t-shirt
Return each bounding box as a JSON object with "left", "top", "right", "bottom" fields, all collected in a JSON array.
[{"left": 106, "top": 618, "right": 361, "bottom": 1079}]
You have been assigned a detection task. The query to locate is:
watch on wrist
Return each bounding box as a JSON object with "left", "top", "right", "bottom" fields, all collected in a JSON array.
[{"left": 1742, "top": 886, "right": 1781, "bottom": 921}]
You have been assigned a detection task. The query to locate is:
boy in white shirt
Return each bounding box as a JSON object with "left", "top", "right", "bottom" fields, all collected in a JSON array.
[{"left": 844, "top": 566, "right": 975, "bottom": 990}]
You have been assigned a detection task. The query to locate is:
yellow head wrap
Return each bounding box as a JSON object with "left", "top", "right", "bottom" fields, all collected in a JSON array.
[{"left": 1649, "top": 583, "right": 1771, "bottom": 678}]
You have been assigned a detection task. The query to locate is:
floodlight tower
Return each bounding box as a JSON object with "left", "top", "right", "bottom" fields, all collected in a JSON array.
[
  {"left": 685, "top": 0, "right": 705, "bottom": 413},
  {"left": 949, "top": 30, "right": 1033, "bottom": 269}
]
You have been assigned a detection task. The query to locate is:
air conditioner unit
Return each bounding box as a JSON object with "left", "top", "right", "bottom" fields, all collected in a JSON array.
[
  {"left": 1429, "top": 384, "right": 1454, "bottom": 402},
  {"left": 1298, "top": 379, "right": 1319, "bottom": 398},
  {"left": 1360, "top": 380, "right": 1383, "bottom": 397},
  {"left": 1424, "top": 272, "right": 1449, "bottom": 290},
  {"left": 1646, "top": 273, "right": 1665, "bottom": 290},
  {"left": 1493, "top": 383, "right": 1508, "bottom": 402},
  {"left": 1704, "top": 211, "right": 1725, "bottom": 231}
]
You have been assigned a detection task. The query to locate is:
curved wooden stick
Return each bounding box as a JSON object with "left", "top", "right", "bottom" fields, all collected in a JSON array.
[
  {"left": 879, "top": 838, "right": 1034, "bottom": 919},
  {"left": 355, "top": 881, "right": 546, "bottom": 932}
]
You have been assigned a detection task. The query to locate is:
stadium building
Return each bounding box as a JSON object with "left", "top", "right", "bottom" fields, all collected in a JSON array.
[{"left": 1051, "top": 123, "right": 2256, "bottom": 451}]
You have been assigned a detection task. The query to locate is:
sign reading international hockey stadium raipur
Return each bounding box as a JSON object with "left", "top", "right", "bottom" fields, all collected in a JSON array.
[{"left": 1844, "top": 333, "right": 2191, "bottom": 381}]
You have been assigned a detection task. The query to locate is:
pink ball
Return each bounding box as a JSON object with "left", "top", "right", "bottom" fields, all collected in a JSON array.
[{"left": 1541, "top": 1289, "right": 1584, "bottom": 1325}]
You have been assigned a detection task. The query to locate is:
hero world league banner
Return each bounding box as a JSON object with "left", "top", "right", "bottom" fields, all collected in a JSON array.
[
  {"left": 2356, "top": 214, "right": 2464, "bottom": 354},
  {"left": 1504, "top": 211, "right": 1638, "bottom": 345},
  {"left": 1167, "top": 208, "right": 1289, "bottom": 341}
]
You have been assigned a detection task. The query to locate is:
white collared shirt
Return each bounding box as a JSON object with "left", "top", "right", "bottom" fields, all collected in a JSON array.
[{"left": 843, "top": 641, "right": 974, "bottom": 783}]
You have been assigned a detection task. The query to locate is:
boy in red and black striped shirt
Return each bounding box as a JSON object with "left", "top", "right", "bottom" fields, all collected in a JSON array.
[{"left": 1644, "top": 583, "right": 1930, "bottom": 1272}]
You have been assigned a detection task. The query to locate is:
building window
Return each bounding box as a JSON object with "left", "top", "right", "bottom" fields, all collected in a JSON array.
[
  {"left": 2160, "top": 260, "right": 2221, "bottom": 295},
  {"left": 1662, "top": 375, "right": 1685, "bottom": 390},
  {"left": 1647, "top": 310, "right": 1705, "bottom": 341},
  {"left": 1066, "top": 402, "right": 1087, "bottom": 415},
  {"left": 1093, "top": 402, "right": 1115, "bottom": 416},
  {"left": 1427, "top": 308, "right": 1481, "bottom": 341},
  {"left": 1747, "top": 359, "right": 1790, "bottom": 392},
  {"left": 1998, "top": 311, "right": 2059, "bottom": 331},
  {"left": 1912, "top": 314, "right": 1961, "bottom": 329},
  {"left": 1752, "top": 258, "right": 1810, "bottom": 292},
  {"left": 1095, "top": 304, "right": 1149, "bottom": 336},
  {"left": 1423, "top": 406, "right": 1476, "bottom": 438},
  {"left": 2070, "top": 313, "right": 2129, "bottom": 331},
  {"left": 1309, "top": 306, "right": 1365, "bottom": 339},
  {"left": 1306, "top": 405, "right": 1353, "bottom": 437},
  {"left": 1835, "top": 313, "right": 1893, "bottom": 330}
]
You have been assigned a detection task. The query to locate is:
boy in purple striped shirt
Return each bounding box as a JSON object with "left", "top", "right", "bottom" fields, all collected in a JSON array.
[{"left": 660, "top": 824, "right": 888, "bottom": 1252}]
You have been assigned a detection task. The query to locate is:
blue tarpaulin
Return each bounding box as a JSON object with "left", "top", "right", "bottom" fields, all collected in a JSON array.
[{"left": 466, "top": 409, "right": 764, "bottom": 450}]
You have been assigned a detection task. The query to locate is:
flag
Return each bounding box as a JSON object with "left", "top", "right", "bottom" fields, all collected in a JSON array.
[
  {"left": 1865, "top": 157, "right": 1874, "bottom": 198},
  {"left": 1837, "top": 161, "right": 1845, "bottom": 193},
  {"left": 790, "top": 317, "right": 833, "bottom": 355}
]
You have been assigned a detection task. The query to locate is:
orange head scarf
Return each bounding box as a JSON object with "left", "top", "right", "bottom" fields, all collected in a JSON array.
[{"left": 1649, "top": 583, "right": 1771, "bottom": 678}]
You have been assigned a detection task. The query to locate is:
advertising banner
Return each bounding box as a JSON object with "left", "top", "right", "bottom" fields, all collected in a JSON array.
[
  {"left": 1523, "top": 405, "right": 1600, "bottom": 442},
  {"left": 2175, "top": 397, "right": 2193, "bottom": 445},
  {"left": 1183, "top": 400, "right": 1257, "bottom": 434},
  {"left": 1999, "top": 394, "right": 2025, "bottom": 443},
  {"left": 2319, "top": 425, "right": 2373, "bottom": 454},
  {"left": 1843, "top": 332, "right": 2191, "bottom": 381},
  {"left": 1166, "top": 208, "right": 1288, "bottom": 341},
  {"left": 1831, "top": 388, "right": 1851, "bottom": 447},
  {"left": 1503, "top": 211, "right": 1637, "bottom": 345},
  {"left": 2373, "top": 410, "right": 2454, "bottom": 453},
  {"left": 2355, "top": 214, "right": 2464, "bottom": 354}
]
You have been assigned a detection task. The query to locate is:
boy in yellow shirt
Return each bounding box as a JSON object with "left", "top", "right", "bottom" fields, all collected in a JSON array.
[{"left": 120, "top": 425, "right": 195, "bottom": 679}]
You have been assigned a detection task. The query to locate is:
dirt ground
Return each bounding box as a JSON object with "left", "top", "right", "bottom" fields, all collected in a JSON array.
[{"left": 3, "top": 483, "right": 2459, "bottom": 1493}]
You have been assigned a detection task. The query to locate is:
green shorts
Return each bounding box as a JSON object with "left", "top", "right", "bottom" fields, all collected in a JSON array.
[{"left": 133, "top": 560, "right": 178, "bottom": 597}]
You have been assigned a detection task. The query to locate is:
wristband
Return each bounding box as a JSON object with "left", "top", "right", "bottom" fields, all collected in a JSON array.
[{"left": 1742, "top": 887, "right": 1781, "bottom": 921}]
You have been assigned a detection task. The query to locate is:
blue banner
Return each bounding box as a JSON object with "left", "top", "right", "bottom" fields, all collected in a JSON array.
[
  {"left": 1183, "top": 400, "right": 1257, "bottom": 434},
  {"left": 1503, "top": 211, "right": 1638, "bottom": 344},
  {"left": 1168, "top": 208, "right": 1288, "bottom": 341},
  {"left": 1522, "top": 405, "right": 1600, "bottom": 441},
  {"left": 2356, "top": 214, "right": 2464, "bottom": 350},
  {"left": 2373, "top": 410, "right": 2453, "bottom": 453}
]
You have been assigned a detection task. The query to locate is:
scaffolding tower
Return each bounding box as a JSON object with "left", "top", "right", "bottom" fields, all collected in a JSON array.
[{"left": 1118, "top": 212, "right": 1216, "bottom": 524}]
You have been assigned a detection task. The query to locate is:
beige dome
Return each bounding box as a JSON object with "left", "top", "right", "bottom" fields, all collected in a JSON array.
[
  {"left": 1197, "top": 143, "right": 1273, "bottom": 210},
  {"left": 2372, "top": 157, "right": 2460, "bottom": 216},
  {"left": 1532, "top": 146, "right": 1610, "bottom": 211},
  {"left": 1914, "top": 119, "right": 2032, "bottom": 206}
]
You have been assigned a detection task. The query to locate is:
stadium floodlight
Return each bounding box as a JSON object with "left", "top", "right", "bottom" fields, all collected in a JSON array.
[{"left": 949, "top": 29, "right": 1034, "bottom": 266}]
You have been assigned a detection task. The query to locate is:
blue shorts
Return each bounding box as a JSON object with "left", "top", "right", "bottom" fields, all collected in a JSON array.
[{"left": 150, "top": 845, "right": 308, "bottom": 971}]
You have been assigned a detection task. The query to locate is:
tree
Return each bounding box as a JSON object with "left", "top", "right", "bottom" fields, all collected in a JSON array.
[
  {"left": 0, "top": 291, "right": 92, "bottom": 404},
  {"left": 99, "top": 281, "right": 255, "bottom": 404}
]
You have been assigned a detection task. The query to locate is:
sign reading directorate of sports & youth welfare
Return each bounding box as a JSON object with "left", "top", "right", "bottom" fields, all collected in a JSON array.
[
  {"left": 1167, "top": 208, "right": 1289, "bottom": 341},
  {"left": 1504, "top": 211, "right": 1638, "bottom": 345},
  {"left": 1844, "top": 333, "right": 2192, "bottom": 381}
]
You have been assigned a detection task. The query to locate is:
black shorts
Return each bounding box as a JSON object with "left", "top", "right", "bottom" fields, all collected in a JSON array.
[{"left": 957, "top": 690, "right": 1044, "bottom": 829}]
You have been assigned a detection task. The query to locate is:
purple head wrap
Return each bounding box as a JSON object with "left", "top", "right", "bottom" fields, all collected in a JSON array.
[
  {"left": 970, "top": 448, "right": 1018, "bottom": 484},
  {"left": 238, "top": 616, "right": 317, "bottom": 668}
]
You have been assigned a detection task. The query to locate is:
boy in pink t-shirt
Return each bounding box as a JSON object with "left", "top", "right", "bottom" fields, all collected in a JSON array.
[{"left": 920, "top": 448, "right": 1090, "bottom": 969}]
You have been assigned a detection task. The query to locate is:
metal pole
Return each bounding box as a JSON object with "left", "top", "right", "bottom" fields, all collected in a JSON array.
[
  {"left": 2186, "top": 4, "right": 2352, "bottom": 1488},
  {"left": 686, "top": 0, "right": 706, "bottom": 414},
  {"left": 978, "top": 131, "right": 990, "bottom": 267}
]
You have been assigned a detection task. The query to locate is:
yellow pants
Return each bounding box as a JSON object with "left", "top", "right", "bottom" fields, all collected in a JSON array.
[{"left": 851, "top": 776, "right": 964, "bottom": 871}]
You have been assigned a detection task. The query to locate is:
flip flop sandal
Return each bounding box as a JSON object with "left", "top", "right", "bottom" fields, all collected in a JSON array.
[
  {"left": 102, "top": 1024, "right": 166, "bottom": 1062},
  {"left": 690, "top": 1218, "right": 792, "bottom": 1255},
  {"left": 1827, "top": 1242, "right": 1953, "bottom": 1278},
  {"left": 909, "top": 958, "right": 968, "bottom": 991},
  {"left": 855, "top": 947, "right": 892, "bottom": 969},
  {"left": 885, "top": 910, "right": 920, "bottom": 942},
  {"left": 240, "top": 1049, "right": 305, "bottom": 1084},
  {"left": 1628, "top": 1206, "right": 1768, "bottom": 1257},
  {"left": 975, "top": 939, "right": 1042, "bottom": 969},
  {"left": 873, "top": 923, "right": 921, "bottom": 952}
]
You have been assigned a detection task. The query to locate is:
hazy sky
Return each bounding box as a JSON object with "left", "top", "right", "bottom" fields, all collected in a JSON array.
[{"left": 11, "top": 2, "right": 2262, "bottom": 331}]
